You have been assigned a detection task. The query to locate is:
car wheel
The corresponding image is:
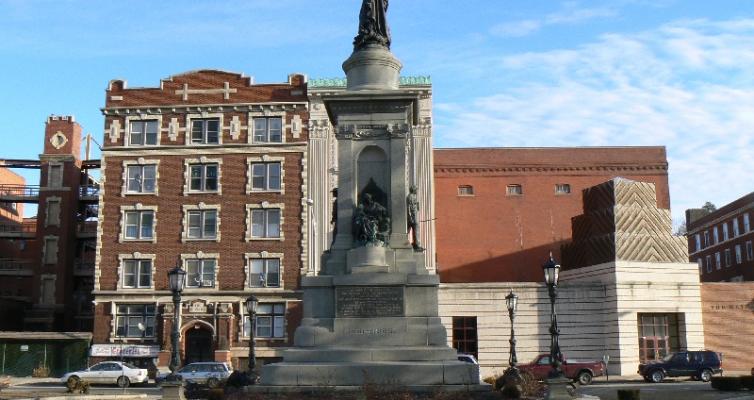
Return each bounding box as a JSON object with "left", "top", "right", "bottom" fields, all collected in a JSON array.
[
  {"left": 66, "top": 376, "right": 80, "bottom": 387},
  {"left": 650, "top": 370, "right": 664, "bottom": 383},
  {"left": 116, "top": 376, "right": 130, "bottom": 388},
  {"left": 207, "top": 377, "right": 220, "bottom": 389},
  {"left": 699, "top": 369, "right": 712, "bottom": 382},
  {"left": 576, "top": 371, "right": 593, "bottom": 386}
]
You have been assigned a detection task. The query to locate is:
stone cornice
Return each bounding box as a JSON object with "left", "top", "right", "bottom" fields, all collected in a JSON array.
[
  {"left": 101, "top": 144, "right": 306, "bottom": 156},
  {"left": 101, "top": 102, "right": 308, "bottom": 115},
  {"left": 435, "top": 164, "right": 668, "bottom": 175}
]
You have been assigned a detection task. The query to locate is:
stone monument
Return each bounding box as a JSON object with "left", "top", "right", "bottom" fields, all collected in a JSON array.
[{"left": 259, "top": 0, "right": 480, "bottom": 387}]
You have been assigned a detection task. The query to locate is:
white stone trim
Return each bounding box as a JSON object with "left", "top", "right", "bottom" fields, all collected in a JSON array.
[
  {"left": 44, "top": 196, "right": 62, "bottom": 227},
  {"left": 181, "top": 252, "right": 220, "bottom": 291},
  {"left": 94, "top": 156, "right": 108, "bottom": 291},
  {"left": 245, "top": 155, "right": 285, "bottom": 194},
  {"left": 39, "top": 274, "right": 57, "bottom": 305},
  {"left": 245, "top": 202, "right": 285, "bottom": 242},
  {"left": 50, "top": 131, "right": 68, "bottom": 149},
  {"left": 42, "top": 235, "right": 59, "bottom": 264},
  {"left": 182, "top": 157, "right": 223, "bottom": 195},
  {"left": 107, "top": 119, "right": 123, "bottom": 143},
  {"left": 124, "top": 115, "right": 163, "bottom": 146},
  {"left": 121, "top": 158, "right": 160, "bottom": 197},
  {"left": 185, "top": 112, "right": 224, "bottom": 145},
  {"left": 119, "top": 204, "right": 158, "bottom": 243},
  {"left": 248, "top": 111, "right": 286, "bottom": 144},
  {"left": 117, "top": 253, "right": 157, "bottom": 290},
  {"left": 181, "top": 203, "right": 221, "bottom": 242},
  {"left": 229, "top": 115, "right": 243, "bottom": 140},
  {"left": 243, "top": 252, "right": 285, "bottom": 290},
  {"left": 101, "top": 144, "right": 306, "bottom": 156},
  {"left": 46, "top": 162, "right": 64, "bottom": 188}
]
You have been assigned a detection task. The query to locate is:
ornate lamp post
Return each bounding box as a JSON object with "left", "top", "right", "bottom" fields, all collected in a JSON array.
[
  {"left": 166, "top": 266, "right": 186, "bottom": 380},
  {"left": 501, "top": 290, "right": 522, "bottom": 398},
  {"left": 245, "top": 295, "right": 259, "bottom": 384},
  {"left": 542, "top": 254, "right": 572, "bottom": 399}
]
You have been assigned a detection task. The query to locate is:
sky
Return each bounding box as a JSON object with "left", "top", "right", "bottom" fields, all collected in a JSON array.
[{"left": 1, "top": 0, "right": 753, "bottom": 228}]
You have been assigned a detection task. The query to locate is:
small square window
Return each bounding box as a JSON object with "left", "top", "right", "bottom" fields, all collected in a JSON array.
[
  {"left": 126, "top": 165, "right": 157, "bottom": 193},
  {"left": 250, "top": 163, "right": 281, "bottom": 191},
  {"left": 189, "top": 164, "right": 219, "bottom": 192},
  {"left": 506, "top": 184, "right": 523, "bottom": 196},
  {"left": 191, "top": 119, "right": 220, "bottom": 144},
  {"left": 251, "top": 209, "right": 281, "bottom": 238},
  {"left": 457, "top": 185, "right": 474, "bottom": 196},
  {"left": 185, "top": 259, "right": 216, "bottom": 288},
  {"left": 129, "top": 121, "right": 158, "bottom": 146},
  {"left": 253, "top": 117, "right": 283, "bottom": 143},
  {"left": 122, "top": 260, "right": 152, "bottom": 288},
  {"left": 555, "top": 184, "right": 571, "bottom": 194},
  {"left": 187, "top": 210, "right": 217, "bottom": 239},
  {"left": 124, "top": 210, "right": 154, "bottom": 240},
  {"left": 249, "top": 258, "right": 281, "bottom": 288}
]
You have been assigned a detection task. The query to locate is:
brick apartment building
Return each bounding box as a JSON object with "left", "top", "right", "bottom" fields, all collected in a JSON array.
[
  {"left": 686, "top": 192, "right": 754, "bottom": 282},
  {"left": 0, "top": 116, "right": 99, "bottom": 332},
  {"left": 92, "top": 70, "right": 309, "bottom": 370},
  {"left": 433, "top": 147, "right": 671, "bottom": 282}
]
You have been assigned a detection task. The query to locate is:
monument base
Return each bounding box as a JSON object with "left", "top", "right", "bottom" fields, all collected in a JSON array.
[
  {"left": 343, "top": 45, "right": 402, "bottom": 91},
  {"left": 246, "top": 383, "right": 492, "bottom": 395}
]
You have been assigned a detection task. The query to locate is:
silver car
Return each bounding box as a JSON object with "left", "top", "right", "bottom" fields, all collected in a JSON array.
[
  {"left": 61, "top": 361, "right": 149, "bottom": 388},
  {"left": 158, "top": 362, "right": 233, "bottom": 388}
]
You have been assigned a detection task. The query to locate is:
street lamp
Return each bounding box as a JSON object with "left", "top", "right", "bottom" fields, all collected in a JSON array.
[
  {"left": 501, "top": 290, "right": 522, "bottom": 398},
  {"left": 305, "top": 198, "right": 317, "bottom": 274},
  {"left": 245, "top": 295, "right": 259, "bottom": 384},
  {"left": 542, "top": 253, "right": 572, "bottom": 400},
  {"left": 166, "top": 266, "right": 186, "bottom": 381}
]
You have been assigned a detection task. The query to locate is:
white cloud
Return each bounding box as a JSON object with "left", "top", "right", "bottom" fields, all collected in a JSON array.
[
  {"left": 435, "top": 18, "right": 754, "bottom": 222},
  {"left": 491, "top": 4, "right": 617, "bottom": 38}
]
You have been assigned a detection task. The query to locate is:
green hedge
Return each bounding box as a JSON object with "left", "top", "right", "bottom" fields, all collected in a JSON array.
[{"left": 710, "top": 376, "right": 743, "bottom": 391}]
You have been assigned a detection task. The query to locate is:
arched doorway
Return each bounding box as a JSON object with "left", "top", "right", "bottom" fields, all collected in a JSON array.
[{"left": 183, "top": 322, "right": 214, "bottom": 364}]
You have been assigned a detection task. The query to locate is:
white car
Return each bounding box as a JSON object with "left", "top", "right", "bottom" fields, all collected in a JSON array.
[{"left": 61, "top": 361, "right": 149, "bottom": 388}]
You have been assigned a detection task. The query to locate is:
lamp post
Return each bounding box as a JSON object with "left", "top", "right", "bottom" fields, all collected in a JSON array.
[
  {"left": 305, "top": 198, "right": 317, "bottom": 274},
  {"left": 542, "top": 253, "right": 572, "bottom": 400},
  {"left": 166, "top": 266, "right": 186, "bottom": 381},
  {"left": 501, "top": 290, "right": 522, "bottom": 398},
  {"left": 245, "top": 295, "right": 259, "bottom": 384}
]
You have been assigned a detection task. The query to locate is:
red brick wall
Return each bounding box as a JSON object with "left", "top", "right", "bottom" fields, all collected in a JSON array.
[
  {"left": 701, "top": 282, "right": 754, "bottom": 371},
  {"left": 434, "top": 147, "right": 670, "bottom": 282}
]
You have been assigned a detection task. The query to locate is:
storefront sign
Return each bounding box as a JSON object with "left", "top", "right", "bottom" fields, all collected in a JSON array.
[{"left": 90, "top": 344, "right": 160, "bottom": 358}]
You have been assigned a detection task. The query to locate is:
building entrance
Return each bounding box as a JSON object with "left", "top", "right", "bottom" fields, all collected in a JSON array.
[
  {"left": 638, "top": 313, "right": 680, "bottom": 363},
  {"left": 184, "top": 326, "right": 213, "bottom": 364}
]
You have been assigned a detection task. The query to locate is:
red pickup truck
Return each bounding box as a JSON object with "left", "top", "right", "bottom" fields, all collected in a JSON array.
[{"left": 518, "top": 354, "right": 606, "bottom": 385}]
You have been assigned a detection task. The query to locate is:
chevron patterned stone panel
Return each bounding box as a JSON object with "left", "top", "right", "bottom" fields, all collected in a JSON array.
[{"left": 563, "top": 178, "right": 688, "bottom": 269}]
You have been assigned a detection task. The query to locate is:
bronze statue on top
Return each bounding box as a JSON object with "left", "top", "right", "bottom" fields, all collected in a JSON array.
[{"left": 354, "top": 0, "right": 391, "bottom": 50}]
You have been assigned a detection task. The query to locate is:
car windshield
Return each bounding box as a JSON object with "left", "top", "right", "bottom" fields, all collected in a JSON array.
[
  {"left": 121, "top": 362, "right": 138, "bottom": 369},
  {"left": 662, "top": 353, "right": 676, "bottom": 362}
]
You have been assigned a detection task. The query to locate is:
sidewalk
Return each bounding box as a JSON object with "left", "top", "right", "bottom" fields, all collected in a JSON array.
[{"left": 4, "top": 376, "right": 61, "bottom": 386}]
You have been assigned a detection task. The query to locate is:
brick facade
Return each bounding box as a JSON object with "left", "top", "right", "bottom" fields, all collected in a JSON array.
[
  {"left": 93, "top": 70, "right": 309, "bottom": 369},
  {"left": 434, "top": 147, "right": 670, "bottom": 282}
]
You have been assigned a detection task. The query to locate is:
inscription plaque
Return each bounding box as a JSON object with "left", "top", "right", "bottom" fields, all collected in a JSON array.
[{"left": 336, "top": 286, "right": 404, "bottom": 317}]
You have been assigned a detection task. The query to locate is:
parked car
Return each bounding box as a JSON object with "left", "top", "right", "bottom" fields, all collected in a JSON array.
[
  {"left": 61, "top": 361, "right": 148, "bottom": 388},
  {"left": 638, "top": 350, "right": 723, "bottom": 383},
  {"left": 456, "top": 353, "right": 482, "bottom": 381},
  {"left": 156, "top": 362, "right": 233, "bottom": 388},
  {"left": 518, "top": 354, "right": 605, "bottom": 385}
]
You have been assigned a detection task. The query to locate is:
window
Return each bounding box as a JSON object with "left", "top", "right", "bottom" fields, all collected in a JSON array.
[
  {"left": 115, "top": 304, "right": 155, "bottom": 337},
  {"left": 694, "top": 234, "right": 701, "bottom": 252},
  {"left": 747, "top": 241, "right": 753, "bottom": 261},
  {"left": 703, "top": 231, "right": 710, "bottom": 247},
  {"left": 250, "top": 163, "right": 281, "bottom": 191},
  {"left": 189, "top": 164, "right": 218, "bottom": 192},
  {"left": 129, "top": 120, "right": 158, "bottom": 145},
  {"left": 126, "top": 165, "right": 156, "bottom": 193},
  {"left": 251, "top": 209, "right": 281, "bottom": 238},
  {"left": 705, "top": 255, "right": 712, "bottom": 273},
  {"left": 45, "top": 199, "right": 60, "bottom": 227},
  {"left": 244, "top": 303, "right": 285, "bottom": 338},
  {"left": 713, "top": 227, "right": 719, "bottom": 244},
  {"left": 555, "top": 183, "right": 571, "bottom": 194},
  {"left": 722, "top": 223, "right": 729, "bottom": 241},
  {"left": 724, "top": 249, "right": 731, "bottom": 267},
  {"left": 744, "top": 213, "right": 751, "bottom": 233},
  {"left": 185, "top": 259, "right": 216, "bottom": 288},
  {"left": 715, "top": 252, "right": 721, "bottom": 269},
  {"left": 452, "top": 316, "right": 478, "bottom": 359},
  {"left": 735, "top": 245, "right": 742, "bottom": 264},
  {"left": 697, "top": 258, "right": 702, "bottom": 274},
  {"left": 733, "top": 219, "right": 740, "bottom": 236},
  {"left": 43, "top": 237, "right": 58, "bottom": 264},
  {"left": 48, "top": 164, "right": 63, "bottom": 187},
  {"left": 191, "top": 119, "right": 220, "bottom": 144},
  {"left": 124, "top": 210, "right": 154, "bottom": 240},
  {"left": 249, "top": 258, "right": 281, "bottom": 288},
  {"left": 252, "top": 117, "right": 283, "bottom": 143},
  {"left": 457, "top": 185, "right": 474, "bottom": 196},
  {"left": 122, "top": 260, "right": 152, "bottom": 288},
  {"left": 187, "top": 210, "right": 217, "bottom": 239},
  {"left": 506, "top": 184, "right": 523, "bottom": 196}
]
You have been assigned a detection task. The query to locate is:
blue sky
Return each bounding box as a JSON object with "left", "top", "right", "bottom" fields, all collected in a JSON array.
[{"left": 1, "top": 0, "right": 753, "bottom": 227}]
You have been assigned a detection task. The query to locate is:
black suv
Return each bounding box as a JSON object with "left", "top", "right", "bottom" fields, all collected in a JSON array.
[{"left": 638, "top": 350, "right": 723, "bottom": 383}]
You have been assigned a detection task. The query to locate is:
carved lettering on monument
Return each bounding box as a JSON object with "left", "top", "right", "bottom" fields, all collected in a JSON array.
[{"left": 336, "top": 286, "right": 404, "bottom": 317}]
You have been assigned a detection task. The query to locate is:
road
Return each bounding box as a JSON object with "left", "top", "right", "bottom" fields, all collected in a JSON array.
[
  {"left": 579, "top": 380, "right": 754, "bottom": 400},
  {"left": 2, "top": 382, "right": 162, "bottom": 397}
]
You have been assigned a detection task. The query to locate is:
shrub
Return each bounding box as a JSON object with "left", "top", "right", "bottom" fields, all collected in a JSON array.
[
  {"left": 65, "top": 378, "right": 90, "bottom": 394},
  {"left": 710, "top": 376, "right": 743, "bottom": 391},
  {"left": 739, "top": 375, "right": 754, "bottom": 390},
  {"left": 617, "top": 389, "right": 640, "bottom": 400},
  {"left": 32, "top": 364, "right": 50, "bottom": 378}
]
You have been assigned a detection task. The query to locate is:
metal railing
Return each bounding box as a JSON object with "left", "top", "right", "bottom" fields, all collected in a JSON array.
[
  {"left": 0, "top": 221, "right": 36, "bottom": 235},
  {"left": 79, "top": 185, "right": 99, "bottom": 198},
  {"left": 0, "top": 185, "right": 40, "bottom": 198},
  {"left": 77, "top": 221, "right": 98, "bottom": 235},
  {"left": 0, "top": 259, "right": 34, "bottom": 270}
]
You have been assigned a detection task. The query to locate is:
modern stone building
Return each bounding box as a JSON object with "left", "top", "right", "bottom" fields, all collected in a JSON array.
[
  {"left": 0, "top": 116, "right": 99, "bottom": 332},
  {"left": 686, "top": 192, "right": 754, "bottom": 282},
  {"left": 91, "top": 70, "right": 309, "bottom": 369}
]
